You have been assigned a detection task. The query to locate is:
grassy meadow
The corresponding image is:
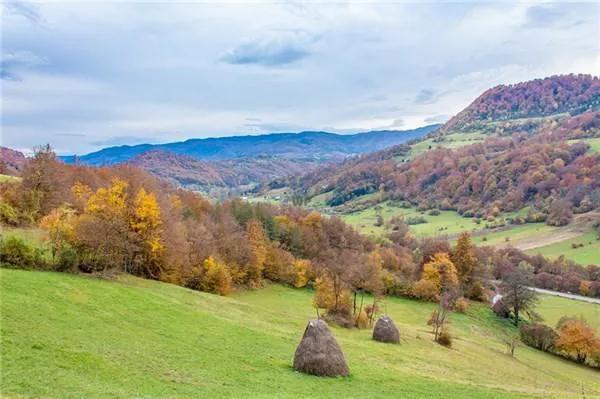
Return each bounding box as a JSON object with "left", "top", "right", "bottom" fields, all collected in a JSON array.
[
  {"left": 536, "top": 294, "right": 600, "bottom": 329},
  {"left": 340, "top": 201, "right": 484, "bottom": 238},
  {"left": 1, "top": 269, "right": 598, "bottom": 399}
]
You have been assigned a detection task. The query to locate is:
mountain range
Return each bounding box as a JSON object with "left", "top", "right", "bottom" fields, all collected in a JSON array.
[{"left": 61, "top": 127, "right": 439, "bottom": 166}]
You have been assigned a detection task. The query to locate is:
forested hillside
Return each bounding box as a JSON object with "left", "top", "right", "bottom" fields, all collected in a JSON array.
[
  {"left": 291, "top": 75, "right": 600, "bottom": 222},
  {"left": 439, "top": 74, "right": 599, "bottom": 134},
  {"left": 128, "top": 150, "right": 319, "bottom": 190}
]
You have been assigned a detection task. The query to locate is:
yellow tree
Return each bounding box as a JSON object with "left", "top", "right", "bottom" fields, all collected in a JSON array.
[
  {"left": 246, "top": 218, "right": 267, "bottom": 287},
  {"left": 556, "top": 319, "right": 600, "bottom": 364},
  {"left": 39, "top": 206, "right": 76, "bottom": 262},
  {"left": 451, "top": 232, "right": 477, "bottom": 292},
  {"left": 201, "top": 256, "right": 232, "bottom": 296},
  {"left": 293, "top": 259, "right": 312, "bottom": 288},
  {"left": 130, "top": 188, "right": 164, "bottom": 278},
  {"left": 72, "top": 178, "right": 131, "bottom": 272},
  {"left": 419, "top": 252, "right": 459, "bottom": 298}
]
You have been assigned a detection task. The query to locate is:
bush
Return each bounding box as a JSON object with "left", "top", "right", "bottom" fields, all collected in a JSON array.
[
  {"left": 454, "top": 297, "right": 469, "bottom": 313},
  {"left": 428, "top": 209, "right": 441, "bottom": 216},
  {"left": 0, "top": 201, "right": 20, "bottom": 226},
  {"left": 356, "top": 309, "right": 369, "bottom": 329},
  {"left": 201, "top": 257, "right": 232, "bottom": 296},
  {"left": 412, "top": 279, "right": 439, "bottom": 301},
  {"left": 0, "top": 236, "right": 38, "bottom": 268},
  {"left": 405, "top": 216, "right": 427, "bottom": 225},
  {"left": 469, "top": 281, "right": 488, "bottom": 302},
  {"left": 437, "top": 328, "right": 452, "bottom": 347},
  {"left": 520, "top": 323, "right": 557, "bottom": 352}
]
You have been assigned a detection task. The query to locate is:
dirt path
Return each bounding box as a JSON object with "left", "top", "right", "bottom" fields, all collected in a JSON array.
[
  {"left": 529, "top": 287, "right": 600, "bottom": 305},
  {"left": 510, "top": 228, "right": 581, "bottom": 251},
  {"left": 500, "top": 211, "right": 599, "bottom": 251}
]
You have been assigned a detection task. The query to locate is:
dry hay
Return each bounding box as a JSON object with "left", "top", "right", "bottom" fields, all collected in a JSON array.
[
  {"left": 372, "top": 315, "right": 400, "bottom": 344},
  {"left": 293, "top": 319, "right": 349, "bottom": 377}
]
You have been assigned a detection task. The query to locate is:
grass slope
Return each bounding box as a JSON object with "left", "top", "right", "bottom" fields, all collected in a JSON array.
[
  {"left": 341, "top": 202, "right": 483, "bottom": 238},
  {"left": 1, "top": 269, "right": 598, "bottom": 398},
  {"left": 537, "top": 294, "right": 600, "bottom": 329}
]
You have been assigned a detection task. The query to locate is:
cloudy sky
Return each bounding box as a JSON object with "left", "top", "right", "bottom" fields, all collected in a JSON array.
[{"left": 1, "top": 1, "right": 598, "bottom": 155}]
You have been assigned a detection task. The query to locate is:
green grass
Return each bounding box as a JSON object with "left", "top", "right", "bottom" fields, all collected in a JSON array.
[
  {"left": 526, "top": 231, "right": 600, "bottom": 266},
  {"left": 568, "top": 137, "right": 600, "bottom": 153},
  {"left": 471, "top": 223, "right": 558, "bottom": 246},
  {"left": 405, "top": 131, "right": 486, "bottom": 160},
  {"left": 0, "top": 226, "right": 47, "bottom": 245},
  {"left": 341, "top": 202, "right": 484, "bottom": 238},
  {"left": 536, "top": 294, "right": 600, "bottom": 329},
  {"left": 2, "top": 269, "right": 598, "bottom": 398},
  {"left": 0, "top": 174, "right": 21, "bottom": 183}
]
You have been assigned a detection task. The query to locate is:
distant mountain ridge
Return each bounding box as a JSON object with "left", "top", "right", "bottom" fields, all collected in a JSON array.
[{"left": 60, "top": 126, "right": 440, "bottom": 166}]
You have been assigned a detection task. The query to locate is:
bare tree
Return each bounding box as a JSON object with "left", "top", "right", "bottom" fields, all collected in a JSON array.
[{"left": 500, "top": 267, "right": 538, "bottom": 326}]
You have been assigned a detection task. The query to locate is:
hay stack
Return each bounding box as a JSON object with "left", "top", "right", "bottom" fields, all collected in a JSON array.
[
  {"left": 372, "top": 315, "right": 400, "bottom": 344},
  {"left": 293, "top": 319, "right": 349, "bottom": 377}
]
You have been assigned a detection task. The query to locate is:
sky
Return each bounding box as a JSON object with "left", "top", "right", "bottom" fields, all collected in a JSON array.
[{"left": 1, "top": 1, "right": 599, "bottom": 155}]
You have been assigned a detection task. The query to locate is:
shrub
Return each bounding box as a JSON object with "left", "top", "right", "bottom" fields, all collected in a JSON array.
[
  {"left": 492, "top": 300, "right": 510, "bottom": 318},
  {"left": 201, "top": 257, "right": 232, "bottom": 296},
  {"left": 405, "top": 216, "right": 427, "bottom": 225},
  {"left": 437, "top": 328, "right": 452, "bottom": 347},
  {"left": 428, "top": 209, "right": 441, "bottom": 216},
  {"left": 0, "top": 236, "right": 37, "bottom": 268},
  {"left": 469, "top": 281, "right": 488, "bottom": 302},
  {"left": 519, "top": 323, "right": 557, "bottom": 352},
  {"left": 413, "top": 279, "right": 439, "bottom": 301},
  {"left": 0, "top": 201, "right": 20, "bottom": 226},
  {"left": 356, "top": 309, "right": 369, "bottom": 329},
  {"left": 454, "top": 297, "right": 469, "bottom": 313}
]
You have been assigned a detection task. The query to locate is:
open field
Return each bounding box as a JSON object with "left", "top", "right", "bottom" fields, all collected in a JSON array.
[
  {"left": 404, "top": 131, "right": 486, "bottom": 160},
  {"left": 340, "top": 202, "right": 484, "bottom": 238},
  {"left": 527, "top": 231, "right": 600, "bottom": 266},
  {"left": 1, "top": 269, "right": 598, "bottom": 399},
  {"left": 537, "top": 293, "right": 600, "bottom": 329}
]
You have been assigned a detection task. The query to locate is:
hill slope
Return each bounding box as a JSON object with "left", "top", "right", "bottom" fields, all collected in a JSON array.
[
  {"left": 128, "top": 150, "right": 318, "bottom": 189},
  {"left": 439, "top": 74, "right": 599, "bottom": 135},
  {"left": 61, "top": 126, "right": 440, "bottom": 166},
  {"left": 1, "top": 269, "right": 598, "bottom": 398}
]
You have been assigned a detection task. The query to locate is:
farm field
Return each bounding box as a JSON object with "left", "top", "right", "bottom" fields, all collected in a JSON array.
[
  {"left": 536, "top": 294, "right": 600, "bottom": 329},
  {"left": 1, "top": 269, "right": 598, "bottom": 399},
  {"left": 527, "top": 231, "right": 600, "bottom": 266},
  {"left": 340, "top": 202, "right": 484, "bottom": 238}
]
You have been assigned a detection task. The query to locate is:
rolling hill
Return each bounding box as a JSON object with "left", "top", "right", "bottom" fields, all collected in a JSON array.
[
  {"left": 258, "top": 75, "right": 600, "bottom": 266},
  {"left": 2, "top": 269, "right": 598, "bottom": 398}
]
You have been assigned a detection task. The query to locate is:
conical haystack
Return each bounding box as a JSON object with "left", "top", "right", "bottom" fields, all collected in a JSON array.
[
  {"left": 372, "top": 315, "right": 400, "bottom": 344},
  {"left": 293, "top": 319, "right": 349, "bottom": 377}
]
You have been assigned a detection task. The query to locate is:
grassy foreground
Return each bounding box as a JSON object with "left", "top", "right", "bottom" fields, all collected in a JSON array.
[{"left": 1, "top": 269, "right": 598, "bottom": 399}]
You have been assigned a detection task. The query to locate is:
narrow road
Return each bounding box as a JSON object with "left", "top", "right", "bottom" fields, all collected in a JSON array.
[{"left": 529, "top": 287, "right": 600, "bottom": 304}]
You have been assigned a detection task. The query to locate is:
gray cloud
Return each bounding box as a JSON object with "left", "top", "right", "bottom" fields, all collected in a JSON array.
[
  {"left": 424, "top": 115, "right": 450, "bottom": 124},
  {"left": 221, "top": 32, "right": 316, "bottom": 66},
  {"left": 3, "top": 1, "right": 44, "bottom": 26},
  {"left": 1, "top": 50, "right": 48, "bottom": 81},
  {"left": 414, "top": 89, "right": 437, "bottom": 104}
]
